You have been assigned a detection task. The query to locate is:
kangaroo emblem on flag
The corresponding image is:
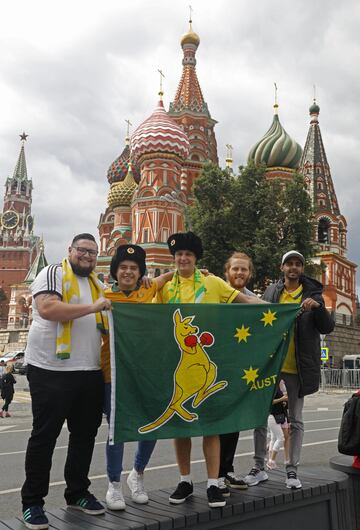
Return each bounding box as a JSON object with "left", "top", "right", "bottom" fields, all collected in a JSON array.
[{"left": 138, "top": 308, "right": 228, "bottom": 433}]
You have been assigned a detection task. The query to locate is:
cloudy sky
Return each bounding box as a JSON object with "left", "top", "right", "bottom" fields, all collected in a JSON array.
[{"left": 1, "top": 0, "right": 359, "bottom": 280}]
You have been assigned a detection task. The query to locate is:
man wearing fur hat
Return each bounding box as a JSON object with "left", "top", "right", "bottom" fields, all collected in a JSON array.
[
  {"left": 244, "top": 250, "right": 335, "bottom": 490},
  {"left": 101, "top": 244, "right": 174, "bottom": 511},
  {"left": 156, "top": 231, "right": 265, "bottom": 508}
]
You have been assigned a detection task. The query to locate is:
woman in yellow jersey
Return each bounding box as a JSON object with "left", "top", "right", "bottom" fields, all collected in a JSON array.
[
  {"left": 155, "top": 232, "right": 265, "bottom": 509},
  {"left": 101, "top": 244, "right": 173, "bottom": 511}
]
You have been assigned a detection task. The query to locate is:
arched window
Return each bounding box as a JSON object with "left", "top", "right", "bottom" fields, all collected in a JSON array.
[
  {"left": 339, "top": 223, "right": 346, "bottom": 249},
  {"left": 318, "top": 218, "right": 330, "bottom": 244},
  {"left": 154, "top": 268, "right": 161, "bottom": 277}
]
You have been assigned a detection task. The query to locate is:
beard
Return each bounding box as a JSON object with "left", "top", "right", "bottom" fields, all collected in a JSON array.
[{"left": 70, "top": 261, "right": 94, "bottom": 277}]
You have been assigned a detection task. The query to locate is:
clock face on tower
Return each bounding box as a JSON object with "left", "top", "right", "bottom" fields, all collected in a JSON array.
[{"left": 1, "top": 210, "right": 19, "bottom": 229}]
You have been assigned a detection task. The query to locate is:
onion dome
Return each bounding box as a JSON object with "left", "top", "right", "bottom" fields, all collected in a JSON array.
[
  {"left": 107, "top": 141, "right": 140, "bottom": 184},
  {"left": 181, "top": 21, "right": 200, "bottom": 47},
  {"left": 309, "top": 100, "right": 320, "bottom": 115},
  {"left": 248, "top": 106, "right": 302, "bottom": 169},
  {"left": 131, "top": 99, "right": 190, "bottom": 163},
  {"left": 107, "top": 164, "right": 138, "bottom": 208}
]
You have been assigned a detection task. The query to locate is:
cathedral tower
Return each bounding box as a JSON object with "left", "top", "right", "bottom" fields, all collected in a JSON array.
[
  {"left": 168, "top": 18, "right": 218, "bottom": 197},
  {"left": 130, "top": 90, "right": 190, "bottom": 275},
  {"left": 299, "top": 100, "right": 357, "bottom": 316},
  {"left": 0, "top": 134, "right": 42, "bottom": 326}
]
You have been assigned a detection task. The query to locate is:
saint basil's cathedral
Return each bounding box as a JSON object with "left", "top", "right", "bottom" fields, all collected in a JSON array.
[
  {"left": 97, "top": 20, "right": 357, "bottom": 318},
  {"left": 0, "top": 19, "right": 357, "bottom": 351}
]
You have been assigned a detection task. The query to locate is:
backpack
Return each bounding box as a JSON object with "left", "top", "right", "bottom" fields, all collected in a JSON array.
[{"left": 338, "top": 392, "right": 360, "bottom": 456}]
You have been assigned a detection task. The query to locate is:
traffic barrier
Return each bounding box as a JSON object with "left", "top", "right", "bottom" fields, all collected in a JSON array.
[{"left": 320, "top": 369, "right": 360, "bottom": 391}]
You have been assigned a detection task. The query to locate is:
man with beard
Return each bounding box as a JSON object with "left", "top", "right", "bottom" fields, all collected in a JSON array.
[
  {"left": 21, "top": 234, "right": 111, "bottom": 529},
  {"left": 218, "top": 252, "right": 256, "bottom": 496},
  {"left": 244, "top": 250, "right": 335, "bottom": 490}
]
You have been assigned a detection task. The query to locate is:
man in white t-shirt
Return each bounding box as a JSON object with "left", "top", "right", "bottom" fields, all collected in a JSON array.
[{"left": 21, "top": 233, "right": 111, "bottom": 530}]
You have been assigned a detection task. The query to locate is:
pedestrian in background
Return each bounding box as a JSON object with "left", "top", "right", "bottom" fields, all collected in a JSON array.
[
  {"left": 0, "top": 360, "right": 6, "bottom": 395},
  {"left": 0, "top": 364, "right": 16, "bottom": 418},
  {"left": 266, "top": 381, "right": 289, "bottom": 469}
]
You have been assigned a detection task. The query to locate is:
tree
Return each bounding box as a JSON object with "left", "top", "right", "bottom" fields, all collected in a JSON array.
[
  {"left": 186, "top": 163, "right": 237, "bottom": 276},
  {"left": 186, "top": 162, "right": 318, "bottom": 290}
]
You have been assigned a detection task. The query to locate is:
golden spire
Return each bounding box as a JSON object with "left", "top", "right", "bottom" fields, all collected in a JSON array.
[
  {"left": 274, "top": 82, "right": 279, "bottom": 114},
  {"left": 158, "top": 69, "right": 165, "bottom": 100},
  {"left": 225, "top": 144, "right": 233, "bottom": 169},
  {"left": 313, "top": 84, "right": 317, "bottom": 104},
  {"left": 189, "top": 4, "right": 193, "bottom": 29},
  {"left": 125, "top": 119, "right": 132, "bottom": 145}
]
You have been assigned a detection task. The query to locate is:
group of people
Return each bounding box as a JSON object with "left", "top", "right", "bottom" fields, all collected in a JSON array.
[
  {"left": 0, "top": 360, "right": 16, "bottom": 418},
  {"left": 20, "top": 230, "right": 335, "bottom": 529}
]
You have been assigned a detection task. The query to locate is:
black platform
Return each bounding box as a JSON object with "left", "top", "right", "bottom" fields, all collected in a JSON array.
[
  {"left": 330, "top": 454, "right": 360, "bottom": 530},
  {"left": 2, "top": 467, "right": 353, "bottom": 530}
]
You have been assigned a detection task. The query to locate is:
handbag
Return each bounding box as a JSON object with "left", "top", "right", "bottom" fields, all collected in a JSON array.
[{"left": 273, "top": 412, "right": 286, "bottom": 424}]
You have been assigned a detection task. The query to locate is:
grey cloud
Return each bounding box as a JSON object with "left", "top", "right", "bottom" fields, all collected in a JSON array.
[{"left": 0, "top": 0, "right": 358, "bottom": 288}]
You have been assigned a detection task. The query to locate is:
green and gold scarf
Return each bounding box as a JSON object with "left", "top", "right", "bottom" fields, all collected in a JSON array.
[
  {"left": 167, "top": 268, "right": 206, "bottom": 304},
  {"left": 56, "top": 258, "right": 109, "bottom": 360}
]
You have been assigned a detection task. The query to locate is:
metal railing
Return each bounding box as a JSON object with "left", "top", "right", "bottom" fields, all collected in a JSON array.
[{"left": 320, "top": 368, "right": 360, "bottom": 391}]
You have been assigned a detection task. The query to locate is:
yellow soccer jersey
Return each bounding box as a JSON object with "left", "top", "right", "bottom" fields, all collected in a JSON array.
[
  {"left": 155, "top": 273, "right": 239, "bottom": 304},
  {"left": 279, "top": 284, "right": 303, "bottom": 374},
  {"left": 101, "top": 282, "right": 157, "bottom": 383}
]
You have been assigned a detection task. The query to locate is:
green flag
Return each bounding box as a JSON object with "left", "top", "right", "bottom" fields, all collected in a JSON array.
[{"left": 109, "top": 303, "right": 300, "bottom": 443}]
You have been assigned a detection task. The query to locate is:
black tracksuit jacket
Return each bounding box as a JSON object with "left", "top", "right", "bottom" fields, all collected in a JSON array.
[{"left": 262, "top": 275, "right": 335, "bottom": 397}]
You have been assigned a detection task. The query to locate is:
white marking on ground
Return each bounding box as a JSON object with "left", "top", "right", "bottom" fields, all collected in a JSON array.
[
  {"left": 0, "top": 438, "right": 339, "bottom": 495},
  {"left": 0, "top": 426, "right": 16, "bottom": 432},
  {"left": 0, "top": 421, "right": 108, "bottom": 435}
]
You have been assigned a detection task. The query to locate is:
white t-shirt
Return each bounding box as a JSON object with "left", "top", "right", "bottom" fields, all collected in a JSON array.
[{"left": 25, "top": 264, "right": 102, "bottom": 371}]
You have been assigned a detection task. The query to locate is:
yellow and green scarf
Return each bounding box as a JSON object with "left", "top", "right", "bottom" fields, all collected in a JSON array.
[
  {"left": 56, "top": 258, "right": 109, "bottom": 360},
  {"left": 168, "top": 268, "right": 206, "bottom": 304}
]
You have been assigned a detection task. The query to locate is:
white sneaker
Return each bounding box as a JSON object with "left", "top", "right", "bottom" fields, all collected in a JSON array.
[
  {"left": 244, "top": 467, "right": 269, "bottom": 486},
  {"left": 127, "top": 469, "right": 149, "bottom": 504},
  {"left": 106, "top": 481, "right": 126, "bottom": 510},
  {"left": 286, "top": 471, "right": 302, "bottom": 489}
]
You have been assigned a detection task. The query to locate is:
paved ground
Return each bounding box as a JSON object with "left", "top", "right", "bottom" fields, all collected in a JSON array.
[{"left": 0, "top": 375, "right": 351, "bottom": 520}]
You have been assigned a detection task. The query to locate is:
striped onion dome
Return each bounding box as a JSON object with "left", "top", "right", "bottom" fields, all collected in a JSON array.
[
  {"left": 107, "top": 164, "right": 138, "bottom": 208},
  {"left": 248, "top": 106, "right": 302, "bottom": 169},
  {"left": 131, "top": 99, "right": 190, "bottom": 163},
  {"left": 107, "top": 142, "right": 140, "bottom": 184}
]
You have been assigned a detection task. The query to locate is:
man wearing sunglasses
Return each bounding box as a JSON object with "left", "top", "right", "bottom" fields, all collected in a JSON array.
[{"left": 21, "top": 234, "right": 111, "bottom": 529}]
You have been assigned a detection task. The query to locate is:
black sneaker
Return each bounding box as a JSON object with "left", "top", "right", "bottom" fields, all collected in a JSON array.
[
  {"left": 207, "top": 485, "right": 226, "bottom": 508},
  {"left": 218, "top": 477, "right": 230, "bottom": 497},
  {"left": 169, "top": 481, "right": 193, "bottom": 504},
  {"left": 67, "top": 493, "right": 105, "bottom": 515},
  {"left": 23, "top": 506, "right": 49, "bottom": 530},
  {"left": 225, "top": 473, "right": 248, "bottom": 490}
]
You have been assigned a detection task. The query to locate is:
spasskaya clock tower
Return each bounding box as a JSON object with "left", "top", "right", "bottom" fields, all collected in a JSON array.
[{"left": 0, "top": 133, "right": 41, "bottom": 326}]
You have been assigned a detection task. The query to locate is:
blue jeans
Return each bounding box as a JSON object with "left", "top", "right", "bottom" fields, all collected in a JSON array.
[{"left": 104, "top": 383, "right": 156, "bottom": 482}]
